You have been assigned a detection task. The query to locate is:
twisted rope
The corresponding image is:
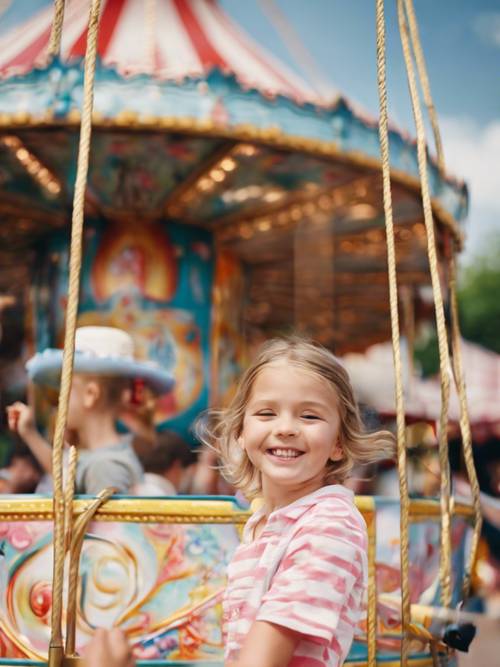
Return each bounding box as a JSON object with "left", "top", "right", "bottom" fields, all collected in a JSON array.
[
  {"left": 403, "top": 0, "right": 445, "bottom": 174},
  {"left": 375, "top": 1, "right": 410, "bottom": 664},
  {"left": 403, "top": 0, "right": 481, "bottom": 606},
  {"left": 65, "top": 488, "right": 116, "bottom": 656},
  {"left": 396, "top": 0, "right": 453, "bottom": 609},
  {"left": 48, "top": 1, "right": 102, "bottom": 665},
  {"left": 63, "top": 446, "right": 78, "bottom": 552},
  {"left": 48, "top": 0, "right": 66, "bottom": 58},
  {"left": 366, "top": 512, "right": 378, "bottom": 665},
  {"left": 447, "top": 250, "right": 483, "bottom": 598}
]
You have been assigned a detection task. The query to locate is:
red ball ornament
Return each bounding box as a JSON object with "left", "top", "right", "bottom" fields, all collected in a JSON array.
[{"left": 29, "top": 581, "right": 52, "bottom": 618}]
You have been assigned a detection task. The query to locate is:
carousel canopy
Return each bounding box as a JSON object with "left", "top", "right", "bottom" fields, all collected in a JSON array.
[
  {"left": 0, "top": 0, "right": 468, "bottom": 353},
  {"left": 0, "top": 0, "right": 324, "bottom": 103}
]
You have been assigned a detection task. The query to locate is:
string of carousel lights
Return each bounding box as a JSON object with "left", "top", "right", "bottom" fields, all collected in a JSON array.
[
  {"left": 216, "top": 179, "right": 428, "bottom": 246},
  {"left": 166, "top": 142, "right": 259, "bottom": 217},
  {"left": 0, "top": 135, "right": 62, "bottom": 197}
]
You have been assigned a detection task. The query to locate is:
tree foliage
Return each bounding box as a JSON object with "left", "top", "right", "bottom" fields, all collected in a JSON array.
[
  {"left": 457, "top": 239, "right": 500, "bottom": 354},
  {"left": 414, "top": 236, "right": 500, "bottom": 376}
]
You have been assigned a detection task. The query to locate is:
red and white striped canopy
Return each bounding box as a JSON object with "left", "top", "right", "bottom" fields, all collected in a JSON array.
[{"left": 0, "top": 0, "right": 323, "bottom": 103}]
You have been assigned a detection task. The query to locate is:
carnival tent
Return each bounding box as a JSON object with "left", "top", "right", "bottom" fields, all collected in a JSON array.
[
  {"left": 0, "top": 3, "right": 481, "bottom": 665},
  {"left": 0, "top": 0, "right": 330, "bottom": 103},
  {"left": 0, "top": 1, "right": 468, "bottom": 359},
  {"left": 343, "top": 339, "right": 500, "bottom": 425}
]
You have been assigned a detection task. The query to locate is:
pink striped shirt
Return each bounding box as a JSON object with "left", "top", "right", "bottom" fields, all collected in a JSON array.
[{"left": 223, "top": 485, "right": 367, "bottom": 666}]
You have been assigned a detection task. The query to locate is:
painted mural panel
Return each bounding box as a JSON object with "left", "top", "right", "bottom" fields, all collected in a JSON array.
[
  {"left": 34, "top": 217, "right": 214, "bottom": 440},
  {"left": 0, "top": 500, "right": 471, "bottom": 664},
  {"left": 0, "top": 517, "right": 239, "bottom": 662},
  {"left": 210, "top": 251, "right": 247, "bottom": 406}
]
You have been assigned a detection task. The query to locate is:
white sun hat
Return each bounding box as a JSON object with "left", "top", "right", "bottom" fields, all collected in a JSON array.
[{"left": 26, "top": 326, "right": 174, "bottom": 396}]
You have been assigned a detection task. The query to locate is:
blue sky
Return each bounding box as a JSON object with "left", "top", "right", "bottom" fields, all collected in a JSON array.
[
  {"left": 222, "top": 0, "right": 499, "bottom": 127},
  {"left": 221, "top": 0, "right": 500, "bottom": 263}
]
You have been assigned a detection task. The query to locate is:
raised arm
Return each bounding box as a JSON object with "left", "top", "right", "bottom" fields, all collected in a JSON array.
[{"left": 6, "top": 402, "right": 53, "bottom": 475}]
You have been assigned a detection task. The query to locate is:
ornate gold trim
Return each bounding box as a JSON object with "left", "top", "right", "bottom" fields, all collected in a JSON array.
[
  {"left": 0, "top": 495, "right": 474, "bottom": 522},
  {"left": 366, "top": 508, "right": 378, "bottom": 666},
  {"left": 0, "top": 114, "right": 464, "bottom": 246},
  {"left": 408, "top": 498, "right": 474, "bottom": 519},
  {"left": 0, "top": 654, "right": 439, "bottom": 667},
  {"left": 346, "top": 658, "right": 435, "bottom": 667},
  {"left": 0, "top": 496, "right": 250, "bottom": 523}
]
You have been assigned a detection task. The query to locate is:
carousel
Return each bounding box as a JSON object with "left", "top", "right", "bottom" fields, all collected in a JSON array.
[{"left": 0, "top": 1, "right": 481, "bottom": 666}]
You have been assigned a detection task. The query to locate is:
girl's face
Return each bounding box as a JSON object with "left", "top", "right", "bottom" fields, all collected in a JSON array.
[{"left": 240, "top": 360, "right": 343, "bottom": 507}]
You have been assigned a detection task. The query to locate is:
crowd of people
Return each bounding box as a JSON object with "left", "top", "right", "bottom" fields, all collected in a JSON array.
[
  {"left": 0, "top": 326, "right": 498, "bottom": 665},
  {"left": 0, "top": 328, "right": 396, "bottom": 666},
  {"left": 1, "top": 326, "right": 225, "bottom": 499}
]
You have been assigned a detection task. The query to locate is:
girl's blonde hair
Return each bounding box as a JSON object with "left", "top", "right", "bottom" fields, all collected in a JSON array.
[{"left": 197, "top": 337, "right": 396, "bottom": 499}]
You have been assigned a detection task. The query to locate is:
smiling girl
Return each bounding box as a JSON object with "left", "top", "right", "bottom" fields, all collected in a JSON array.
[
  {"left": 83, "top": 336, "right": 395, "bottom": 667},
  {"left": 200, "top": 336, "right": 395, "bottom": 667}
]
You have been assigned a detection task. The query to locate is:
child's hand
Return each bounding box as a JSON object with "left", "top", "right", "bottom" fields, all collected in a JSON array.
[
  {"left": 6, "top": 402, "right": 36, "bottom": 439},
  {"left": 83, "top": 628, "right": 135, "bottom": 667}
]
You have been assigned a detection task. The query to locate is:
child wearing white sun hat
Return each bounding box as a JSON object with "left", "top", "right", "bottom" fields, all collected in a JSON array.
[{"left": 7, "top": 326, "right": 174, "bottom": 495}]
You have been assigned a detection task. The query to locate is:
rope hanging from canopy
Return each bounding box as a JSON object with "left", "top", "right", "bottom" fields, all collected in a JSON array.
[
  {"left": 375, "top": 1, "right": 411, "bottom": 663},
  {"left": 47, "top": 0, "right": 105, "bottom": 665},
  {"left": 36, "top": 2, "right": 481, "bottom": 666}
]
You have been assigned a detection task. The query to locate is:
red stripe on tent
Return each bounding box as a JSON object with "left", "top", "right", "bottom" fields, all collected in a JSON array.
[
  {"left": 173, "top": 0, "right": 227, "bottom": 70},
  {"left": 1, "top": 24, "right": 52, "bottom": 73},
  {"left": 97, "top": 0, "right": 127, "bottom": 54},
  {"left": 69, "top": 20, "right": 88, "bottom": 57},
  {"left": 207, "top": 0, "right": 306, "bottom": 100},
  {"left": 70, "top": 0, "right": 126, "bottom": 58}
]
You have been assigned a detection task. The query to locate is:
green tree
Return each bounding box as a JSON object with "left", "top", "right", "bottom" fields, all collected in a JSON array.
[
  {"left": 415, "top": 236, "right": 500, "bottom": 375},
  {"left": 458, "top": 238, "right": 500, "bottom": 353}
]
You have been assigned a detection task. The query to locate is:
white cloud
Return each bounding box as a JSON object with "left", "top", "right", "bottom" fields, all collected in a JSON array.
[
  {"left": 472, "top": 12, "right": 500, "bottom": 48},
  {"left": 440, "top": 116, "right": 500, "bottom": 261}
]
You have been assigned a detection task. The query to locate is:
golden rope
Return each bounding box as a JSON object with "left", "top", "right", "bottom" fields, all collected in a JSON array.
[
  {"left": 65, "top": 488, "right": 116, "bottom": 656},
  {"left": 64, "top": 446, "right": 78, "bottom": 552},
  {"left": 403, "top": 0, "right": 481, "bottom": 605},
  {"left": 48, "top": 0, "right": 66, "bottom": 58},
  {"left": 402, "top": 0, "right": 445, "bottom": 174},
  {"left": 366, "top": 511, "right": 378, "bottom": 665},
  {"left": 48, "top": 1, "right": 102, "bottom": 665},
  {"left": 447, "top": 249, "right": 483, "bottom": 598},
  {"left": 396, "top": 0, "right": 453, "bottom": 609},
  {"left": 375, "top": 1, "right": 411, "bottom": 664}
]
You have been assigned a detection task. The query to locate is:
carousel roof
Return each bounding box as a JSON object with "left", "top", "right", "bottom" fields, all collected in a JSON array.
[
  {"left": 0, "top": 1, "right": 469, "bottom": 354},
  {"left": 0, "top": 0, "right": 323, "bottom": 104}
]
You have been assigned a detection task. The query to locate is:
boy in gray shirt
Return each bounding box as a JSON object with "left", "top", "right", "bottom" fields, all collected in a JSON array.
[{"left": 7, "top": 326, "right": 174, "bottom": 495}]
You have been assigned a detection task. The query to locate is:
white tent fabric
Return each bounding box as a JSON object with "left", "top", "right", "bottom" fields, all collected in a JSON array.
[
  {"left": 0, "top": 0, "right": 326, "bottom": 103},
  {"left": 342, "top": 339, "right": 500, "bottom": 424}
]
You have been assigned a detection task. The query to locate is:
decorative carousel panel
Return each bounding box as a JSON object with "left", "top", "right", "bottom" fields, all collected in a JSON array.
[
  {"left": 0, "top": 496, "right": 471, "bottom": 666},
  {"left": 85, "top": 132, "right": 224, "bottom": 217},
  {"left": 210, "top": 250, "right": 248, "bottom": 406},
  {"left": 6, "top": 129, "right": 226, "bottom": 219},
  {"left": 368, "top": 499, "right": 473, "bottom": 654},
  {"left": 0, "top": 61, "right": 467, "bottom": 225},
  {"left": 0, "top": 509, "right": 241, "bottom": 662},
  {"left": 33, "top": 219, "right": 214, "bottom": 439}
]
